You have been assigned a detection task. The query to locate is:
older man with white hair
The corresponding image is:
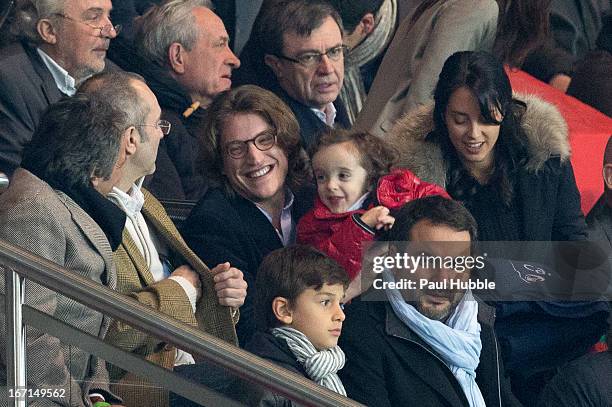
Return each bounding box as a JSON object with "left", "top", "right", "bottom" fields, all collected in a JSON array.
[
  {"left": 133, "top": 0, "right": 241, "bottom": 200},
  {"left": 0, "top": 0, "right": 119, "bottom": 176}
]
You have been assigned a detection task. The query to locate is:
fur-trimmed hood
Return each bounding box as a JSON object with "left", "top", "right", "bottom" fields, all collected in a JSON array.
[{"left": 387, "top": 93, "right": 570, "bottom": 187}]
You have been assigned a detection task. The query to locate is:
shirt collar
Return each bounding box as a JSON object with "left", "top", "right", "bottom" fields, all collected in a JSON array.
[
  {"left": 310, "top": 103, "right": 337, "bottom": 127},
  {"left": 255, "top": 189, "right": 296, "bottom": 246},
  {"left": 107, "top": 179, "right": 145, "bottom": 218},
  {"left": 37, "top": 48, "right": 77, "bottom": 96}
]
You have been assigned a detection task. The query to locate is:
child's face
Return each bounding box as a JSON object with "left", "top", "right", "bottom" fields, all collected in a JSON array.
[
  {"left": 285, "top": 283, "right": 346, "bottom": 350},
  {"left": 312, "top": 142, "right": 369, "bottom": 213}
]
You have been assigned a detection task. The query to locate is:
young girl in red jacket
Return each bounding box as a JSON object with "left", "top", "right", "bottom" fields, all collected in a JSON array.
[{"left": 297, "top": 130, "right": 449, "bottom": 280}]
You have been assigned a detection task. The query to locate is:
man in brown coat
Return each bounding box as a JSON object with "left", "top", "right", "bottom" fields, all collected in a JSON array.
[
  {"left": 79, "top": 71, "right": 247, "bottom": 407},
  {"left": 0, "top": 92, "right": 128, "bottom": 405}
]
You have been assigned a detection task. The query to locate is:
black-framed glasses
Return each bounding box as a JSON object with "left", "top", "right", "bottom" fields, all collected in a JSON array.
[
  {"left": 53, "top": 13, "right": 121, "bottom": 37},
  {"left": 136, "top": 120, "right": 171, "bottom": 135},
  {"left": 224, "top": 132, "right": 277, "bottom": 159},
  {"left": 276, "top": 45, "right": 347, "bottom": 68}
]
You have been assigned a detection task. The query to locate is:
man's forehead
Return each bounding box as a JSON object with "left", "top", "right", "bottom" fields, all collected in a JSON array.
[
  {"left": 281, "top": 17, "right": 342, "bottom": 52},
  {"left": 406, "top": 220, "right": 471, "bottom": 254},
  {"left": 194, "top": 7, "right": 228, "bottom": 38}
]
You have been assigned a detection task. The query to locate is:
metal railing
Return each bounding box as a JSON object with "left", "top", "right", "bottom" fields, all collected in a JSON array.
[
  {"left": 0, "top": 238, "right": 363, "bottom": 407},
  {"left": 0, "top": 173, "right": 8, "bottom": 194}
]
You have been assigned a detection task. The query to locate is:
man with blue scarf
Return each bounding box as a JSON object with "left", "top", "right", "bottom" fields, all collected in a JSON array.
[{"left": 339, "top": 196, "right": 521, "bottom": 406}]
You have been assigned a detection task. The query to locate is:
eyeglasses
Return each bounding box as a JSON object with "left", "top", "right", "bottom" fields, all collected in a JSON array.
[
  {"left": 224, "top": 132, "right": 277, "bottom": 159},
  {"left": 276, "top": 45, "right": 347, "bottom": 68},
  {"left": 53, "top": 13, "right": 122, "bottom": 37},
  {"left": 136, "top": 120, "right": 171, "bottom": 135}
]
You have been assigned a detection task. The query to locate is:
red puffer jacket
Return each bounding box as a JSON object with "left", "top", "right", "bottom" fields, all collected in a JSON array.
[{"left": 297, "top": 169, "right": 449, "bottom": 279}]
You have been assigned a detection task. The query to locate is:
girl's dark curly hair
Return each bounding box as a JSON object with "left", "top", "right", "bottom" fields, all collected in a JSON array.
[
  {"left": 427, "top": 51, "right": 529, "bottom": 205},
  {"left": 310, "top": 129, "right": 398, "bottom": 192}
]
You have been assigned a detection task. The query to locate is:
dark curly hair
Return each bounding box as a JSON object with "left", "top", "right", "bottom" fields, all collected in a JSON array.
[
  {"left": 427, "top": 51, "right": 529, "bottom": 206},
  {"left": 310, "top": 129, "right": 398, "bottom": 192}
]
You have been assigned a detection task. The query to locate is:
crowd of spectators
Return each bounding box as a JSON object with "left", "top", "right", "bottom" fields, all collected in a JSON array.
[{"left": 0, "top": 0, "right": 610, "bottom": 406}]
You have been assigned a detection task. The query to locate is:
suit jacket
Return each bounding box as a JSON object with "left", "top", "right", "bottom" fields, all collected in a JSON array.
[
  {"left": 275, "top": 87, "right": 350, "bottom": 150},
  {"left": 0, "top": 169, "right": 119, "bottom": 406},
  {"left": 107, "top": 189, "right": 237, "bottom": 406},
  {"left": 339, "top": 296, "right": 521, "bottom": 407},
  {"left": 0, "top": 42, "right": 62, "bottom": 175},
  {"left": 182, "top": 187, "right": 314, "bottom": 346},
  {"left": 354, "top": 0, "right": 498, "bottom": 136}
]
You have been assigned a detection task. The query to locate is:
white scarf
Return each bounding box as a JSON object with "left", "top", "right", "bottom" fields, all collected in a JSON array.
[
  {"left": 271, "top": 327, "right": 347, "bottom": 396},
  {"left": 107, "top": 179, "right": 167, "bottom": 279},
  {"left": 384, "top": 272, "right": 485, "bottom": 407}
]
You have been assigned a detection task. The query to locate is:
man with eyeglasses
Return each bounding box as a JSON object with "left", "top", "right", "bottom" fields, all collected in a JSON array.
[
  {"left": 79, "top": 71, "right": 246, "bottom": 407},
  {"left": 132, "top": 0, "right": 241, "bottom": 201},
  {"left": 0, "top": 0, "right": 119, "bottom": 178},
  {"left": 251, "top": 0, "right": 350, "bottom": 149}
]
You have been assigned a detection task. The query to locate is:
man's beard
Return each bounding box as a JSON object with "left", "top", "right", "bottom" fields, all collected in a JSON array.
[{"left": 414, "top": 289, "right": 465, "bottom": 321}]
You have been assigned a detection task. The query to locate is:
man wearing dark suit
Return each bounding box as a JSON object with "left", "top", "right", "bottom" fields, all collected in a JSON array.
[
  {"left": 0, "top": 0, "right": 118, "bottom": 176},
  {"left": 243, "top": 0, "right": 349, "bottom": 149},
  {"left": 131, "top": 0, "right": 241, "bottom": 201},
  {"left": 0, "top": 90, "right": 130, "bottom": 405}
]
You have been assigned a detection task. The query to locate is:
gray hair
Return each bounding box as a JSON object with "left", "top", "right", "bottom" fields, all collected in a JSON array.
[
  {"left": 135, "top": 0, "right": 212, "bottom": 67},
  {"left": 78, "top": 71, "right": 150, "bottom": 141},
  {"left": 11, "top": 0, "right": 65, "bottom": 43}
]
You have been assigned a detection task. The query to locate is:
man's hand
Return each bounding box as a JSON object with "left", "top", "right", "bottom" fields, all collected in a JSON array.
[
  {"left": 360, "top": 206, "right": 395, "bottom": 230},
  {"left": 171, "top": 265, "right": 202, "bottom": 300},
  {"left": 211, "top": 262, "right": 247, "bottom": 308}
]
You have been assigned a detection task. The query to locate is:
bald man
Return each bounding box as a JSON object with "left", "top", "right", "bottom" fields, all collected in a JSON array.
[{"left": 586, "top": 136, "right": 612, "bottom": 247}]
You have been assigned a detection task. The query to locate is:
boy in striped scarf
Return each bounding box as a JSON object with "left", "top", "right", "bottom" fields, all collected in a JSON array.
[{"left": 248, "top": 245, "right": 350, "bottom": 403}]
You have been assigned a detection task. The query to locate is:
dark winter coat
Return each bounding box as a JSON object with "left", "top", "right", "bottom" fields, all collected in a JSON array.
[
  {"left": 181, "top": 187, "right": 313, "bottom": 346},
  {"left": 339, "top": 296, "right": 522, "bottom": 407},
  {"left": 387, "top": 93, "right": 587, "bottom": 241}
]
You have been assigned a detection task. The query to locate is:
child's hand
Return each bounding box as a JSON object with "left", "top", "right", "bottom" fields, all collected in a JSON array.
[{"left": 360, "top": 206, "right": 395, "bottom": 230}]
